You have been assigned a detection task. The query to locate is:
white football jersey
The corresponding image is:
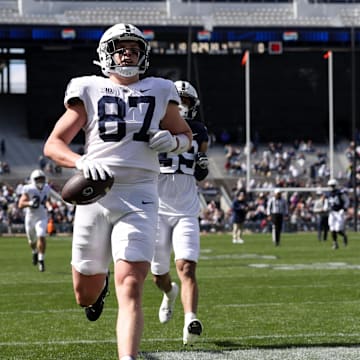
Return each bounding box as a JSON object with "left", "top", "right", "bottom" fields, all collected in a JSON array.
[
  {"left": 157, "top": 120, "right": 208, "bottom": 216},
  {"left": 22, "top": 183, "right": 51, "bottom": 218},
  {"left": 64, "top": 75, "right": 180, "bottom": 173},
  {"left": 158, "top": 174, "right": 200, "bottom": 217}
]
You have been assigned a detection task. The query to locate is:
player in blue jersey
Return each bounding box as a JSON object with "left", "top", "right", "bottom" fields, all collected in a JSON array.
[{"left": 327, "top": 179, "right": 349, "bottom": 249}]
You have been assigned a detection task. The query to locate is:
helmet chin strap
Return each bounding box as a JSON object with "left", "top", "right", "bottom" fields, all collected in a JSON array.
[
  {"left": 114, "top": 66, "right": 139, "bottom": 78},
  {"left": 36, "top": 183, "right": 45, "bottom": 190},
  {"left": 113, "top": 53, "right": 146, "bottom": 77}
]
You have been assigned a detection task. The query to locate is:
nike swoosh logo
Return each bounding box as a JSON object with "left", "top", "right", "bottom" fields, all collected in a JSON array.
[
  {"left": 140, "top": 89, "right": 151, "bottom": 93},
  {"left": 142, "top": 200, "right": 154, "bottom": 204}
]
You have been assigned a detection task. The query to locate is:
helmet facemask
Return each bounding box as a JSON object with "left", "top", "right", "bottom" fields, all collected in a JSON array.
[
  {"left": 174, "top": 81, "right": 200, "bottom": 121},
  {"left": 96, "top": 24, "right": 150, "bottom": 78},
  {"left": 34, "top": 177, "right": 45, "bottom": 190},
  {"left": 107, "top": 41, "right": 147, "bottom": 78},
  {"left": 178, "top": 103, "right": 190, "bottom": 119},
  {"left": 30, "top": 169, "right": 46, "bottom": 190}
]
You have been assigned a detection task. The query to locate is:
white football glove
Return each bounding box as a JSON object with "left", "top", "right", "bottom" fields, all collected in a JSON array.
[
  {"left": 75, "top": 156, "right": 113, "bottom": 181},
  {"left": 148, "top": 130, "right": 177, "bottom": 153}
]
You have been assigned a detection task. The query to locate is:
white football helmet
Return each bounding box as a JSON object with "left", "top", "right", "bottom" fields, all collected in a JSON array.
[
  {"left": 328, "top": 178, "right": 338, "bottom": 187},
  {"left": 30, "top": 169, "right": 46, "bottom": 190},
  {"left": 95, "top": 23, "right": 150, "bottom": 78},
  {"left": 174, "top": 80, "right": 200, "bottom": 121}
]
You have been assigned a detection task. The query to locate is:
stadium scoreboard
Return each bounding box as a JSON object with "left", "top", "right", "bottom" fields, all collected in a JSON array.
[{"left": 150, "top": 41, "right": 243, "bottom": 55}]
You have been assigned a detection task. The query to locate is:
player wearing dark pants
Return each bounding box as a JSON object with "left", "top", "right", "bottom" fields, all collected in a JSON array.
[
  {"left": 313, "top": 191, "right": 329, "bottom": 242},
  {"left": 327, "top": 179, "right": 349, "bottom": 250},
  {"left": 267, "top": 189, "right": 288, "bottom": 246},
  {"left": 317, "top": 213, "right": 329, "bottom": 241},
  {"left": 270, "top": 213, "right": 284, "bottom": 246}
]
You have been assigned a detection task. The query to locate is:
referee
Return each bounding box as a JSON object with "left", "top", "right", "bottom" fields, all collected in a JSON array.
[{"left": 267, "top": 189, "right": 288, "bottom": 246}]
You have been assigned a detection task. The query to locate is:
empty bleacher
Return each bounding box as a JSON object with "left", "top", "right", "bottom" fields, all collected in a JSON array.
[
  {"left": 0, "top": 0, "right": 360, "bottom": 27},
  {"left": 0, "top": 96, "right": 75, "bottom": 185}
]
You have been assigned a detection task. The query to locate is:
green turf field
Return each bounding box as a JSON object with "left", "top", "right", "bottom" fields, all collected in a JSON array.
[{"left": 1, "top": 232, "right": 360, "bottom": 359}]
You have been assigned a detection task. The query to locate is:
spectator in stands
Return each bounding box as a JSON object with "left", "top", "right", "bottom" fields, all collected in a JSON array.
[
  {"left": 0, "top": 161, "right": 10, "bottom": 174},
  {"left": 231, "top": 191, "right": 248, "bottom": 244},
  {"left": 151, "top": 80, "right": 208, "bottom": 345},
  {"left": 1, "top": 138, "right": 6, "bottom": 156},
  {"left": 345, "top": 141, "right": 360, "bottom": 164},
  {"left": 43, "top": 23, "right": 192, "bottom": 360},
  {"left": 313, "top": 191, "right": 329, "bottom": 241},
  {"left": 199, "top": 207, "right": 213, "bottom": 233},
  {"left": 224, "top": 144, "right": 241, "bottom": 174},
  {"left": 250, "top": 193, "right": 268, "bottom": 231},
  {"left": 38, "top": 155, "right": 47, "bottom": 171},
  {"left": 220, "top": 129, "right": 231, "bottom": 144},
  {"left": 267, "top": 188, "right": 288, "bottom": 246},
  {"left": 199, "top": 200, "right": 224, "bottom": 233}
]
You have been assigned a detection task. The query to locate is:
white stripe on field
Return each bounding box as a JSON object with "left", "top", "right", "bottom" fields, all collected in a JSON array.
[
  {"left": 2, "top": 332, "right": 360, "bottom": 346},
  {"left": 217, "top": 299, "right": 360, "bottom": 307}
]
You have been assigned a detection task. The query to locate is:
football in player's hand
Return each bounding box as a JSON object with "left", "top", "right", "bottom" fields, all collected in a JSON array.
[{"left": 61, "top": 172, "right": 114, "bottom": 205}]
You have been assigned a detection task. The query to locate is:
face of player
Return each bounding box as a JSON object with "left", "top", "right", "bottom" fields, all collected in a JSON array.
[
  {"left": 179, "top": 96, "right": 191, "bottom": 119},
  {"left": 112, "top": 41, "right": 141, "bottom": 67},
  {"left": 181, "top": 96, "right": 191, "bottom": 107},
  {"left": 35, "top": 177, "right": 45, "bottom": 190}
]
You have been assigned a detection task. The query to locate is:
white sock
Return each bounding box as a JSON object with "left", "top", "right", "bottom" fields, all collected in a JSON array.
[
  {"left": 38, "top": 253, "right": 44, "bottom": 261},
  {"left": 120, "top": 356, "right": 135, "bottom": 360},
  {"left": 185, "top": 312, "right": 197, "bottom": 324},
  {"left": 166, "top": 283, "right": 177, "bottom": 299}
]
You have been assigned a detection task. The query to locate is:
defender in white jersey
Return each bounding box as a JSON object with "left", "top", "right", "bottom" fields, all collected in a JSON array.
[
  {"left": 18, "top": 169, "right": 62, "bottom": 272},
  {"left": 43, "top": 24, "right": 192, "bottom": 360},
  {"left": 151, "top": 80, "right": 209, "bottom": 345}
]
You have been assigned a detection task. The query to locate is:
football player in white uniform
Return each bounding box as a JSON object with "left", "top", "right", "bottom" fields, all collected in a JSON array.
[
  {"left": 18, "top": 169, "right": 62, "bottom": 272},
  {"left": 151, "top": 80, "right": 209, "bottom": 345},
  {"left": 327, "top": 179, "right": 349, "bottom": 249},
  {"left": 43, "top": 24, "right": 192, "bottom": 360}
]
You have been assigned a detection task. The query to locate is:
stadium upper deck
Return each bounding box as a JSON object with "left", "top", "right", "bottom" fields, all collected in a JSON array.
[{"left": 1, "top": 0, "right": 360, "bottom": 27}]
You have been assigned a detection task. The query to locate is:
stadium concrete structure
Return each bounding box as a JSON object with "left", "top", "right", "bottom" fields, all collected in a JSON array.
[{"left": 4, "top": 0, "right": 360, "bottom": 27}]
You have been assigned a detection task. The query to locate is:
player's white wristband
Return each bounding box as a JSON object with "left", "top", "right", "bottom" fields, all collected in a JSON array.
[{"left": 171, "top": 134, "right": 191, "bottom": 155}]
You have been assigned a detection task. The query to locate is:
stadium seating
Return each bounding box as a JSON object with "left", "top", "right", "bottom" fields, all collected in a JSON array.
[{"left": 0, "top": 0, "right": 360, "bottom": 27}]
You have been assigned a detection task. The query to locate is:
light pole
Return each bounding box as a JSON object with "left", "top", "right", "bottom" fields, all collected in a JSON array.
[{"left": 351, "top": 26, "right": 358, "bottom": 231}]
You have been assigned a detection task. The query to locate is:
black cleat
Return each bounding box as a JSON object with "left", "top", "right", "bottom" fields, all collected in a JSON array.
[
  {"left": 183, "top": 319, "right": 203, "bottom": 345},
  {"left": 32, "top": 253, "right": 38, "bottom": 266},
  {"left": 38, "top": 260, "right": 45, "bottom": 272},
  {"left": 85, "top": 272, "right": 110, "bottom": 322}
]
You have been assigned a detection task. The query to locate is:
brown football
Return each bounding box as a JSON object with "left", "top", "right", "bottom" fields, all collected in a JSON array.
[{"left": 61, "top": 171, "right": 114, "bottom": 205}]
